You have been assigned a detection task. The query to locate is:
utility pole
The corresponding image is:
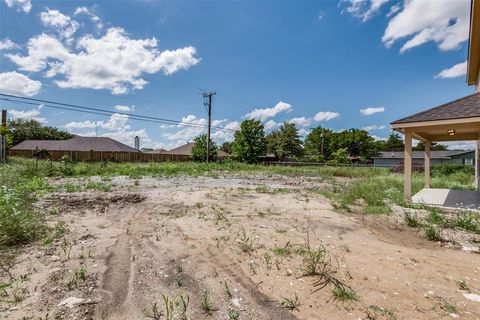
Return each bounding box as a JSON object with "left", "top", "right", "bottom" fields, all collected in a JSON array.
[
  {"left": 1, "top": 110, "right": 6, "bottom": 163},
  {"left": 202, "top": 91, "right": 216, "bottom": 163}
]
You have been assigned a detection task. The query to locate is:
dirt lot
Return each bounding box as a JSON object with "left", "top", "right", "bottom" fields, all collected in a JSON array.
[{"left": 1, "top": 173, "right": 480, "bottom": 320}]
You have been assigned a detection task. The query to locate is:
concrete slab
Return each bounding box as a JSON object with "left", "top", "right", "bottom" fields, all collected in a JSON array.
[
  {"left": 412, "top": 188, "right": 450, "bottom": 206},
  {"left": 412, "top": 188, "right": 480, "bottom": 210}
]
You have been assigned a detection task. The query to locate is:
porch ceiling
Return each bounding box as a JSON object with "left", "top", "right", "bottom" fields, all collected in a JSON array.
[{"left": 391, "top": 118, "right": 480, "bottom": 142}]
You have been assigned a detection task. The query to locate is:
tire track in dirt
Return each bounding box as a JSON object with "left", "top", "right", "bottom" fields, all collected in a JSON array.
[{"left": 95, "top": 234, "right": 132, "bottom": 319}]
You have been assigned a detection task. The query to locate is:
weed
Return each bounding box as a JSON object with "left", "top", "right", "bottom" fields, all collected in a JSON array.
[
  {"left": 404, "top": 213, "right": 421, "bottom": 228},
  {"left": 424, "top": 225, "right": 442, "bottom": 241},
  {"left": 146, "top": 302, "right": 162, "bottom": 320},
  {"left": 281, "top": 293, "right": 301, "bottom": 311},
  {"left": 457, "top": 279, "right": 470, "bottom": 291},
  {"left": 177, "top": 293, "right": 189, "bottom": 320},
  {"left": 228, "top": 309, "right": 240, "bottom": 319},
  {"left": 160, "top": 292, "right": 175, "bottom": 320},
  {"left": 427, "top": 208, "right": 444, "bottom": 225},
  {"left": 301, "top": 234, "right": 333, "bottom": 277},
  {"left": 441, "top": 301, "right": 458, "bottom": 314},
  {"left": 364, "top": 305, "right": 397, "bottom": 320},
  {"left": 67, "top": 266, "right": 87, "bottom": 290},
  {"left": 174, "top": 275, "right": 182, "bottom": 287},
  {"left": 237, "top": 226, "right": 255, "bottom": 253},
  {"left": 453, "top": 213, "right": 480, "bottom": 233},
  {"left": 200, "top": 289, "right": 213, "bottom": 314},
  {"left": 224, "top": 280, "right": 232, "bottom": 298},
  {"left": 332, "top": 284, "right": 358, "bottom": 302}
]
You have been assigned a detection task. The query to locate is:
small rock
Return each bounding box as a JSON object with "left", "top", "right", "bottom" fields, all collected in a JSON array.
[
  {"left": 463, "top": 293, "right": 480, "bottom": 303},
  {"left": 58, "top": 297, "right": 85, "bottom": 308},
  {"left": 450, "top": 313, "right": 460, "bottom": 318},
  {"left": 286, "top": 269, "right": 293, "bottom": 276}
]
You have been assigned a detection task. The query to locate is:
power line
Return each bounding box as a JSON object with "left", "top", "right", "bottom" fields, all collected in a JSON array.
[{"left": 0, "top": 94, "right": 236, "bottom": 132}]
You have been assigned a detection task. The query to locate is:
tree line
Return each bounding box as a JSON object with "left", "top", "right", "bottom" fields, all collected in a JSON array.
[
  {"left": 4, "top": 118, "right": 447, "bottom": 164},
  {"left": 191, "top": 119, "right": 448, "bottom": 164}
]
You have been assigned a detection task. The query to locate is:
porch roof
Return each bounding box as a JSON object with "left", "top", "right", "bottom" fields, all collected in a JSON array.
[{"left": 391, "top": 93, "right": 480, "bottom": 142}]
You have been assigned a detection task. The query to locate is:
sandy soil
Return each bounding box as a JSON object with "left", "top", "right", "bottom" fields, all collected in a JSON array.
[{"left": 1, "top": 174, "right": 480, "bottom": 320}]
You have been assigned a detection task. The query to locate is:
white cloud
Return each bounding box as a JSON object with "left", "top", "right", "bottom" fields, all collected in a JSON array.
[
  {"left": 382, "top": 0, "right": 469, "bottom": 52},
  {"left": 212, "top": 121, "right": 240, "bottom": 141},
  {"left": 9, "top": 105, "right": 45, "bottom": 122},
  {"left": 371, "top": 135, "right": 386, "bottom": 141},
  {"left": 313, "top": 111, "right": 340, "bottom": 122},
  {"left": 7, "top": 28, "right": 200, "bottom": 94},
  {"left": 40, "top": 9, "right": 79, "bottom": 39},
  {"left": 263, "top": 119, "right": 277, "bottom": 130},
  {"left": 245, "top": 101, "right": 292, "bottom": 121},
  {"left": 435, "top": 61, "right": 467, "bottom": 79},
  {"left": 74, "top": 7, "right": 103, "bottom": 29},
  {"left": 288, "top": 116, "right": 311, "bottom": 127},
  {"left": 114, "top": 105, "right": 135, "bottom": 112},
  {"left": 362, "top": 124, "right": 385, "bottom": 131},
  {"left": 298, "top": 128, "right": 310, "bottom": 137},
  {"left": 0, "top": 38, "right": 20, "bottom": 50},
  {"left": 0, "top": 71, "right": 42, "bottom": 96},
  {"left": 64, "top": 113, "right": 149, "bottom": 146},
  {"left": 359, "top": 107, "right": 384, "bottom": 116},
  {"left": 386, "top": 3, "right": 401, "bottom": 17},
  {"left": 64, "top": 113, "right": 129, "bottom": 131},
  {"left": 342, "top": 0, "right": 389, "bottom": 22},
  {"left": 4, "top": 0, "right": 31, "bottom": 13}
]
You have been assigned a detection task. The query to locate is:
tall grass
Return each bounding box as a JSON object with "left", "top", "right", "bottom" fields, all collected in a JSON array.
[{"left": 6, "top": 157, "right": 389, "bottom": 179}]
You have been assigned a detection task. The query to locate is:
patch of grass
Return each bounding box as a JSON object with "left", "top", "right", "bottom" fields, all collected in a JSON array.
[
  {"left": 441, "top": 301, "right": 458, "bottom": 314},
  {"left": 453, "top": 213, "right": 480, "bottom": 233},
  {"left": 364, "top": 305, "right": 397, "bottom": 320},
  {"left": 363, "top": 205, "right": 391, "bottom": 215},
  {"left": 200, "top": 289, "right": 213, "bottom": 314},
  {"left": 281, "top": 293, "right": 301, "bottom": 311},
  {"left": 228, "top": 310, "right": 239, "bottom": 320},
  {"left": 177, "top": 293, "right": 189, "bottom": 320},
  {"left": 423, "top": 225, "right": 442, "bottom": 241},
  {"left": 457, "top": 279, "right": 470, "bottom": 292},
  {"left": 67, "top": 266, "right": 87, "bottom": 290},
  {"left": 426, "top": 208, "right": 445, "bottom": 225},
  {"left": 0, "top": 185, "right": 45, "bottom": 248},
  {"left": 332, "top": 284, "right": 358, "bottom": 302},
  {"left": 301, "top": 234, "right": 334, "bottom": 277},
  {"left": 404, "top": 212, "right": 422, "bottom": 228},
  {"left": 237, "top": 226, "right": 255, "bottom": 253}
]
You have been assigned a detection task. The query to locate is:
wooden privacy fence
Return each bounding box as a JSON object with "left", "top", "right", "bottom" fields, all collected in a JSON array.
[{"left": 8, "top": 150, "right": 191, "bottom": 162}]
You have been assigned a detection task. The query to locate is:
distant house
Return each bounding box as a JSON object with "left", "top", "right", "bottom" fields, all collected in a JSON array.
[
  {"left": 9, "top": 136, "right": 140, "bottom": 161},
  {"left": 372, "top": 150, "right": 475, "bottom": 168},
  {"left": 11, "top": 136, "right": 139, "bottom": 153},
  {"left": 166, "top": 142, "right": 228, "bottom": 158}
]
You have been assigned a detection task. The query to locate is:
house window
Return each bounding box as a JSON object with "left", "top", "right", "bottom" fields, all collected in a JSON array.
[{"left": 465, "top": 159, "right": 473, "bottom": 165}]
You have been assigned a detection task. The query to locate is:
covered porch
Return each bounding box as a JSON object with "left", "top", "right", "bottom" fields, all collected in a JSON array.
[{"left": 391, "top": 93, "right": 480, "bottom": 209}]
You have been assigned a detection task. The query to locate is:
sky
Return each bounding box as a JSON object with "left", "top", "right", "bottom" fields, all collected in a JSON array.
[{"left": 0, "top": 0, "right": 474, "bottom": 150}]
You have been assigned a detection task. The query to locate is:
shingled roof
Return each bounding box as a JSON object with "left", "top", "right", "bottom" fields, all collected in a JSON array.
[
  {"left": 391, "top": 93, "right": 480, "bottom": 124},
  {"left": 372, "top": 150, "right": 474, "bottom": 159},
  {"left": 11, "top": 136, "right": 139, "bottom": 152}
]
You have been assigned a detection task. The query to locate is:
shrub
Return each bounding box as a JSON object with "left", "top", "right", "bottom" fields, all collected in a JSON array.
[{"left": 0, "top": 186, "right": 44, "bottom": 247}]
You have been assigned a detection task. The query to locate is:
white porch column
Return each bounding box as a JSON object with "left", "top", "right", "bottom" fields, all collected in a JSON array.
[
  {"left": 424, "top": 141, "right": 431, "bottom": 188},
  {"left": 476, "top": 140, "right": 480, "bottom": 190},
  {"left": 404, "top": 131, "right": 413, "bottom": 201}
]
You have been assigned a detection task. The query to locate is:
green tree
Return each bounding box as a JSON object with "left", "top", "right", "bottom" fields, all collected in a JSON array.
[
  {"left": 266, "top": 122, "right": 303, "bottom": 161},
  {"left": 304, "top": 126, "right": 334, "bottom": 162},
  {"left": 381, "top": 133, "right": 404, "bottom": 151},
  {"left": 220, "top": 141, "right": 233, "bottom": 154},
  {"left": 413, "top": 141, "right": 448, "bottom": 151},
  {"left": 332, "top": 129, "right": 375, "bottom": 159},
  {"left": 231, "top": 119, "right": 266, "bottom": 163},
  {"left": 191, "top": 134, "right": 218, "bottom": 162},
  {"left": 330, "top": 147, "right": 349, "bottom": 164},
  {"left": 6, "top": 119, "right": 72, "bottom": 148}
]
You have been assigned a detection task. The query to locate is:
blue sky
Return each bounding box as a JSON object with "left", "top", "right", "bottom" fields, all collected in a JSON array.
[{"left": 0, "top": 0, "right": 474, "bottom": 150}]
